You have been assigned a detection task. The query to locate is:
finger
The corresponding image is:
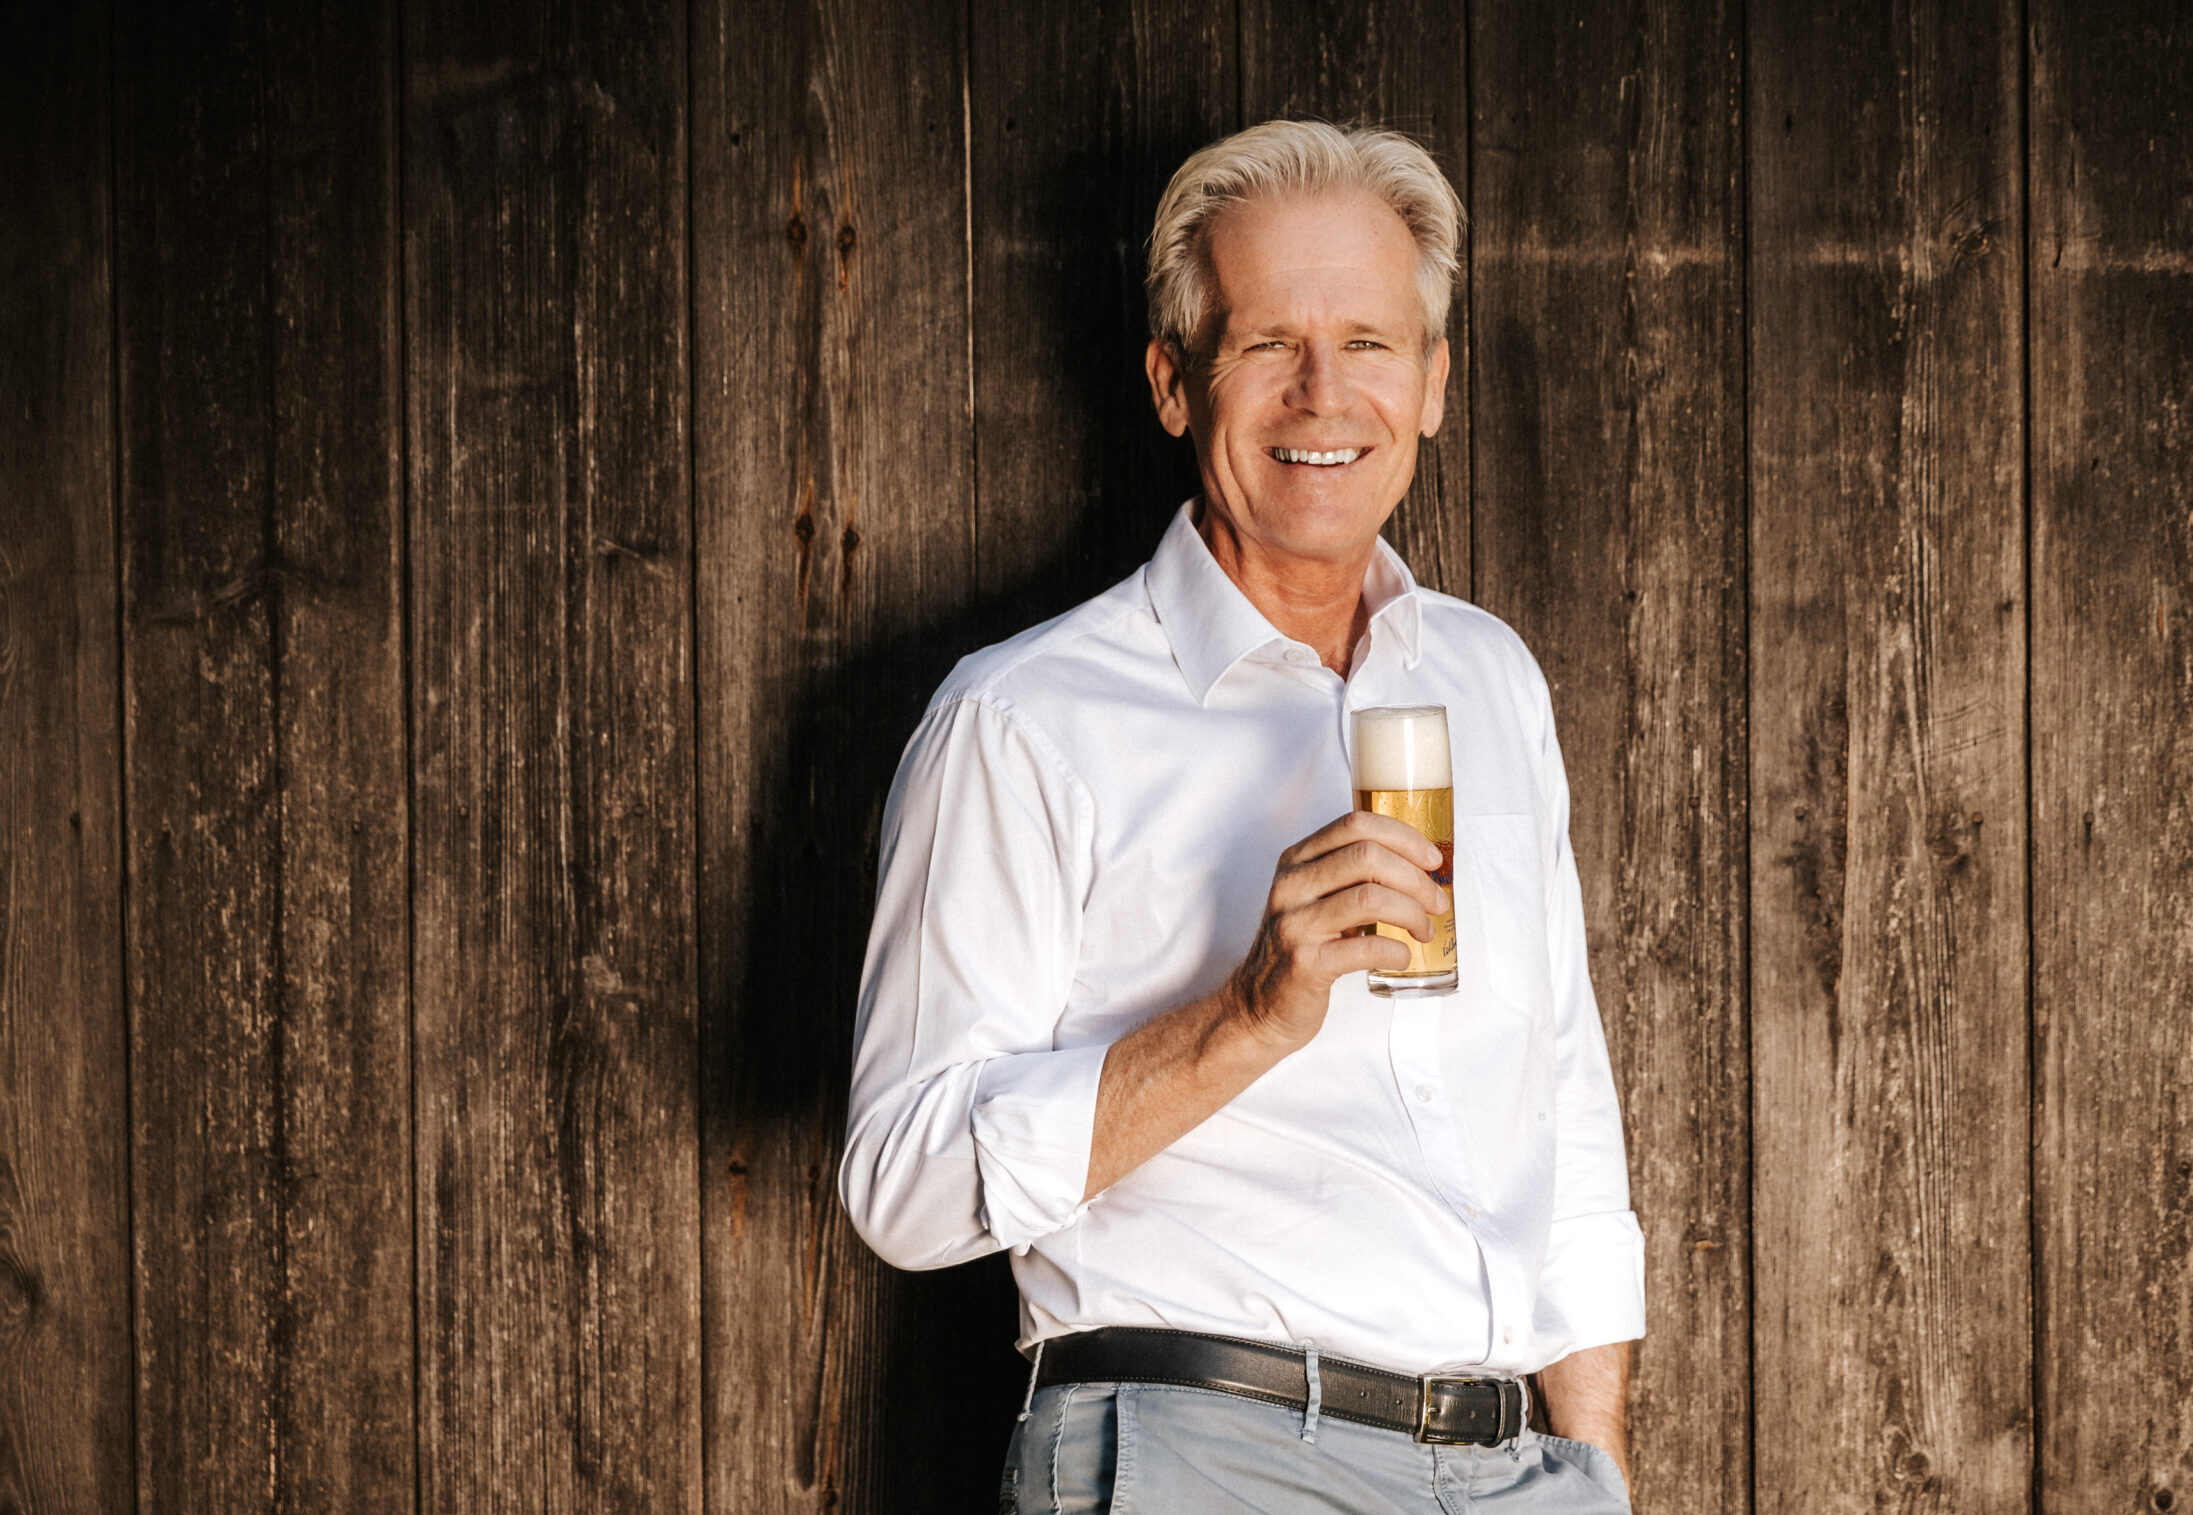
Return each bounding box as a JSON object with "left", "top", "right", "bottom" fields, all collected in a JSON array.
[
  {"left": 1296, "top": 881, "right": 1438, "bottom": 944},
  {"left": 1280, "top": 809, "right": 1444, "bottom": 873},
  {"left": 1310, "top": 930, "right": 1417, "bottom": 979},
  {"left": 1275, "top": 837, "right": 1449, "bottom": 919}
]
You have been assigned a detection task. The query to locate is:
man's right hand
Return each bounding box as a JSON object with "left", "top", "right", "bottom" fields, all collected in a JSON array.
[
  {"left": 1225, "top": 810, "right": 1451, "bottom": 1050},
  {"left": 1083, "top": 809, "right": 1448, "bottom": 1201}
]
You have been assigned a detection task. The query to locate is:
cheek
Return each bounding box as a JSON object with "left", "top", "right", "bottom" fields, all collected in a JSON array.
[{"left": 1380, "top": 380, "right": 1436, "bottom": 439}]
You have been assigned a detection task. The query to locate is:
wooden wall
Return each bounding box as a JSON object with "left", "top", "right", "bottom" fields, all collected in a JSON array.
[{"left": 2, "top": 0, "right": 2188, "bottom": 1511}]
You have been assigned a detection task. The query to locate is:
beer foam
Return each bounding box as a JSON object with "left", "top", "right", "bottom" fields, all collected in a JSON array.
[{"left": 1352, "top": 705, "right": 1452, "bottom": 790}]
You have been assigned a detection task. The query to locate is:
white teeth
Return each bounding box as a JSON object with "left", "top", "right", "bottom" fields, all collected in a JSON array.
[{"left": 1274, "top": 447, "right": 1362, "bottom": 466}]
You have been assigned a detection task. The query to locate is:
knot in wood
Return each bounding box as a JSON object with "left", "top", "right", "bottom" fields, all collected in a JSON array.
[{"left": 0, "top": 1250, "right": 43, "bottom": 1335}]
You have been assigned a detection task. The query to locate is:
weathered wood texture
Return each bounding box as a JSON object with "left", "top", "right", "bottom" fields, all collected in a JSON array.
[
  {"left": 403, "top": 0, "right": 702, "bottom": 1508},
  {"left": 0, "top": 6, "right": 132, "bottom": 1513},
  {"left": 1468, "top": 3, "right": 1749, "bottom": 1508},
  {"left": 6, "top": 2, "right": 2193, "bottom": 1512},
  {"left": 113, "top": 0, "right": 415, "bottom": 1507},
  {"left": 970, "top": 0, "right": 1233, "bottom": 631},
  {"left": 1240, "top": 0, "right": 1471, "bottom": 595},
  {"left": 2030, "top": 5, "right": 2193, "bottom": 1512},
  {"left": 1749, "top": 0, "right": 2031, "bottom": 1510},
  {"left": 693, "top": 0, "right": 1005, "bottom": 1506}
]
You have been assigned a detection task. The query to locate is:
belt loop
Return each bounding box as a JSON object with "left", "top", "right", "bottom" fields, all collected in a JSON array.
[
  {"left": 1018, "top": 1339, "right": 1046, "bottom": 1423},
  {"left": 1299, "top": 1342, "right": 1321, "bottom": 1444}
]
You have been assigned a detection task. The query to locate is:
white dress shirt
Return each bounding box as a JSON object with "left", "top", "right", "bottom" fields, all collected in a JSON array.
[{"left": 840, "top": 501, "right": 1646, "bottom": 1376}]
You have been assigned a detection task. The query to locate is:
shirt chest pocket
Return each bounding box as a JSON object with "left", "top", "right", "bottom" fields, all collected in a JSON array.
[{"left": 1461, "top": 812, "right": 1550, "bottom": 1013}]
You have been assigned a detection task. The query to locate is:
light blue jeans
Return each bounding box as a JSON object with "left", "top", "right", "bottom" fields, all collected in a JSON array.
[{"left": 1000, "top": 1382, "right": 1633, "bottom": 1515}]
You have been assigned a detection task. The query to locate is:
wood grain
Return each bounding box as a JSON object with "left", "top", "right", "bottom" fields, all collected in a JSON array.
[
  {"left": 2030, "top": 5, "right": 2193, "bottom": 1512},
  {"left": 114, "top": 0, "right": 414, "bottom": 1506},
  {"left": 692, "top": 0, "right": 986, "bottom": 1506},
  {"left": 1467, "top": 3, "right": 1749, "bottom": 1506},
  {"left": 404, "top": 0, "right": 702, "bottom": 1508},
  {"left": 0, "top": 6, "right": 133, "bottom": 1513},
  {"left": 1748, "top": 0, "right": 2030, "bottom": 1508},
  {"left": 1239, "top": 0, "right": 1471, "bottom": 596},
  {"left": 968, "top": 0, "right": 1233, "bottom": 634},
  {"left": 260, "top": 3, "right": 417, "bottom": 1505}
]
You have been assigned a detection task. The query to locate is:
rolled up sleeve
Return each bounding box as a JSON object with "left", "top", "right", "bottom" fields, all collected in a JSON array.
[
  {"left": 1530, "top": 660, "right": 1648, "bottom": 1356},
  {"left": 839, "top": 695, "right": 1098, "bottom": 1270}
]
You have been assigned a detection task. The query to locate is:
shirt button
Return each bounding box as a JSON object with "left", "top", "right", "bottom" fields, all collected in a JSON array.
[
  {"left": 1413, "top": 1084, "right": 1433, "bottom": 1103},
  {"left": 1463, "top": 1205, "right": 1478, "bottom": 1220},
  {"left": 1285, "top": 648, "right": 1313, "bottom": 665},
  {"left": 1503, "top": 1327, "right": 1516, "bottom": 1345}
]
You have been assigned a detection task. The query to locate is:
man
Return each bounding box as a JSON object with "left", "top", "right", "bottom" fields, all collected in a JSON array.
[{"left": 841, "top": 121, "right": 1644, "bottom": 1513}]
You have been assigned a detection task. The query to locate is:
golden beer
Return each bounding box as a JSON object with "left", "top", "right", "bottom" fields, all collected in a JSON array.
[{"left": 1351, "top": 706, "right": 1459, "bottom": 996}]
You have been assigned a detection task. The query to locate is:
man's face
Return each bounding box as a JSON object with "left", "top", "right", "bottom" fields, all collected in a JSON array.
[{"left": 1147, "top": 189, "right": 1449, "bottom": 567}]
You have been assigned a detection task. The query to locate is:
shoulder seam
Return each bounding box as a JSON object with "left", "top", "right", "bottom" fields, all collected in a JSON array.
[{"left": 922, "top": 692, "right": 1098, "bottom": 829}]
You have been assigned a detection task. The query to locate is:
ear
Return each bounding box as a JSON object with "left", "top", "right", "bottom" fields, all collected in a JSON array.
[
  {"left": 1145, "top": 337, "right": 1193, "bottom": 438},
  {"left": 1418, "top": 336, "right": 1451, "bottom": 438}
]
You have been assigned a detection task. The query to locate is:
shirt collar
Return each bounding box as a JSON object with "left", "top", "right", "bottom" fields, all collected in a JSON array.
[{"left": 1144, "top": 498, "right": 1426, "bottom": 705}]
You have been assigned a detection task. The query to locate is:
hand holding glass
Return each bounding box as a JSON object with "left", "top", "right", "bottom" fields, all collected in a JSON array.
[{"left": 1351, "top": 705, "right": 1459, "bottom": 996}]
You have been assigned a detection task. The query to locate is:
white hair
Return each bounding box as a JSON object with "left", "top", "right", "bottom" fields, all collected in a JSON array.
[{"left": 1145, "top": 119, "right": 1463, "bottom": 365}]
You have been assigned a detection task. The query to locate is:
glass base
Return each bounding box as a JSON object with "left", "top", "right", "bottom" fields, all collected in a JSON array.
[{"left": 1368, "top": 968, "right": 1458, "bottom": 998}]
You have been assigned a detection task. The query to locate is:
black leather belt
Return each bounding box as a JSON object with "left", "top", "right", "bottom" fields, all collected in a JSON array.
[{"left": 1034, "top": 1327, "right": 1526, "bottom": 1446}]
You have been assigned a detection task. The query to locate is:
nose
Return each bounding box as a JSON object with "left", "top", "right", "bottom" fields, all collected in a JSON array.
[{"left": 1286, "top": 340, "right": 1350, "bottom": 414}]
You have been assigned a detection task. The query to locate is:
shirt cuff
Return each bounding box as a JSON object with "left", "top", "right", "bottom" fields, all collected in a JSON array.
[
  {"left": 1534, "top": 1208, "right": 1647, "bottom": 1352},
  {"left": 969, "top": 1043, "right": 1111, "bottom": 1252}
]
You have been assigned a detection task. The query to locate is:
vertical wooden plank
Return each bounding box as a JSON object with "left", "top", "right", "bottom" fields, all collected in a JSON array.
[
  {"left": 1238, "top": 0, "right": 1471, "bottom": 595},
  {"left": 1469, "top": 3, "right": 1748, "bottom": 1507},
  {"left": 2030, "top": 6, "right": 2193, "bottom": 1511},
  {"left": 114, "top": 8, "right": 281, "bottom": 1498},
  {"left": 1749, "top": 0, "right": 2029, "bottom": 1508},
  {"left": 968, "top": 0, "right": 1234, "bottom": 634},
  {"left": 0, "top": 6, "right": 133, "bottom": 1513},
  {"left": 691, "top": 0, "right": 977, "bottom": 1507},
  {"left": 113, "top": 0, "right": 414, "bottom": 1507},
  {"left": 260, "top": 4, "right": 417, "bottom": 1505},
  {"left": 405, "top": 0, "right": 701, "bottom": 1508}
]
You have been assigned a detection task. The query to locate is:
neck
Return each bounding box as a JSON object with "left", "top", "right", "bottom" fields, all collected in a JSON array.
[{"left": 1196, "top": 503, "right": 1375, "bottom": 675}]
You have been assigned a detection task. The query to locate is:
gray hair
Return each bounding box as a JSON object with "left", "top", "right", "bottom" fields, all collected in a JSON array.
[{"left": 1145, "top": 119, "right": 1463, "bottom": 365}]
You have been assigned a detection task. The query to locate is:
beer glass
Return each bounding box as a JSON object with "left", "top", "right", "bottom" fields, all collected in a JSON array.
[{"left": 1351, "top": 704, "right": 1458, "bottom": 996}]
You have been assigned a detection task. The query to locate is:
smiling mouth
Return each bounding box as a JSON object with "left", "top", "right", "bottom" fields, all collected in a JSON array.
[{"left": 1269, "top": 446, "right": 1367, "bottom": 467}]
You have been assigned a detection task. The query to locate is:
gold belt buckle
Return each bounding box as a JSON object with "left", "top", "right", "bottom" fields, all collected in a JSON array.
[
  {"left": 1415, "top": 1374, "right": 1497, "bottom": 1444},
  {"left": 1412, "top": 1376, "right": 1517, "bottom": 1447}
]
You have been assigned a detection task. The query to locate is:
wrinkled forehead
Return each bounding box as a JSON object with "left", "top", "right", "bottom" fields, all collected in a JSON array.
[{"left": 1199, "top": 189, "right": 1425, "bottom": 338}]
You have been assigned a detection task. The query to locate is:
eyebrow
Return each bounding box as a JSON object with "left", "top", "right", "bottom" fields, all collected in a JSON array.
[{"left": 1231, "top": 319, "right": 1400, "bottom": 343}]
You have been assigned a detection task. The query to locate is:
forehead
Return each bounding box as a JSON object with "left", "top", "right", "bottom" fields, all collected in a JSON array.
[{"left": 1201, "top": 189, "right": 1420, "bottom": 332}]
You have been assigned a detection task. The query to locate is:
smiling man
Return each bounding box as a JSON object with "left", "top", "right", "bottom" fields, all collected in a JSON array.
[{"left": 842, "top": 122, "right": 1644, "bottom": 1513}]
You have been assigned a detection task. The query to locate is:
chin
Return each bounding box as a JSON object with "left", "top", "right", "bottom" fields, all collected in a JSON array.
[
  {"left": 1264, "top": 505, "right": 1391, "bottom": 559},
  {"left": 1267, "top": 484, "right": 1394, "bottom": 540}
]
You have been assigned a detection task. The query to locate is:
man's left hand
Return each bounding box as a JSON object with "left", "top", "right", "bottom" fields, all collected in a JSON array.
[{"left": 1536, "top": 1338, "right": 1635, "bottom": 1489}]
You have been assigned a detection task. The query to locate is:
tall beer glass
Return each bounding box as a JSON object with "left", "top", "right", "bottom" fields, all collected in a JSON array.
[{"left": 1351, "top": 705, "right": 1458, "bottom": 996}]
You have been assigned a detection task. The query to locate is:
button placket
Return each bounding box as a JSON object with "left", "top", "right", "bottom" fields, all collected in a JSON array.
[{"left": 1388, "top": 999, "right": 1481, "bottom": 1221}]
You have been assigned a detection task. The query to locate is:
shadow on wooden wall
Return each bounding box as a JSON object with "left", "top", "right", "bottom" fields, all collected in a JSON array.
[{"left": 702, "top": 88, "right": 1208, "bottom": 1507}]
